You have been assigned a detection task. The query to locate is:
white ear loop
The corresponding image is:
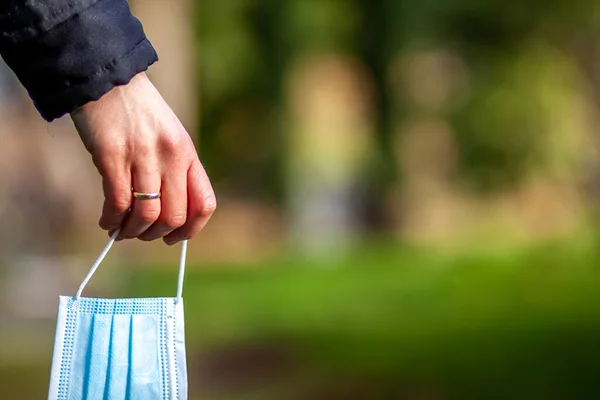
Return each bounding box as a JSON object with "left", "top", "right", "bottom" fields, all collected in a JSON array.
[{"left": 75, "top": 228, "right": 187, "bottom": 301}]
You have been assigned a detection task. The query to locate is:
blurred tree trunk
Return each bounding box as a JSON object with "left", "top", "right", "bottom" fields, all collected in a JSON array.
[
  {"left": 285, "top": 55, "right": 376, "bottom": 258},
  {"left": 571, "top": 32, "right": 600, "bottom": 255},
  {"left": 280, "top": 1, "right": 376, "bottom": 258}
]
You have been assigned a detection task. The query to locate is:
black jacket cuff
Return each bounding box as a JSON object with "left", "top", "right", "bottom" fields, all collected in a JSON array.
[{"left": 0, "top": 0, "right": 158, "bottom": 121}]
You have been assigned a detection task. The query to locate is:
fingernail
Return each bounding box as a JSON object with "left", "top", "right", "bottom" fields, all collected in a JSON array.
[{"left": 164, "top": 237, "right": 177, "bottom": 246}]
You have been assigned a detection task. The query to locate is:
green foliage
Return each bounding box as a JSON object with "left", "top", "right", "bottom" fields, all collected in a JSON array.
[
  {"left": 281, "top": 0, "right": 361, "bottom": 55},
  {"left": 451, "top": 44, "right": 589, "bottom": 191},
  {"left": 198, "top": 0, "right": 600, "bottom": 198}
]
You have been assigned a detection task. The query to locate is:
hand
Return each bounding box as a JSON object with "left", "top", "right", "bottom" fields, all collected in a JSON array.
[{"left": 71, "top": 72, "right": 216, "bottom": 245}]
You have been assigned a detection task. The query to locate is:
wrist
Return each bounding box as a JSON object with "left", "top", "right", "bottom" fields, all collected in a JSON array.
[{"left": 71, "top": 72, "right": 150, "bottom": 118}]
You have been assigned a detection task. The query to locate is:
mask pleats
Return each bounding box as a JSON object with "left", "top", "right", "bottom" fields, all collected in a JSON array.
[
  {"left": 104, "top": 314, "right": 132, "bottom": 399},
  {"left": 69, "top": 313, "right": 112, "bottom": 400},
  {"left": 126, "top": 315, "right": 161, "bottom": 399}
]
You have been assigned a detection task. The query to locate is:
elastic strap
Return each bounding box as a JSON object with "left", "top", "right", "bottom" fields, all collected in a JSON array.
[{"left": 75, "top": 228, "right": 187, "bottom": 302}]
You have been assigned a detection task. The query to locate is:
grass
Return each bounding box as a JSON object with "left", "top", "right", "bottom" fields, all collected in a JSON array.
[
  {"left": 4, "top": 236, "right": 600, "bottom": 399},
  {"left": 126, "top": 238, "right": 600, "bottom": 399}
]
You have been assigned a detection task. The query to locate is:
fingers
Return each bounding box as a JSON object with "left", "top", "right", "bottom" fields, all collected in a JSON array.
[
  {"left": 138, "top": 166, "right": 188, "bottom": 241},
  {"left": 119, "top": 164, "right": 162, "bottom": 239},
  {"left": 98, "top": 163, "right": 132, "bottom": 232},
  {"left": 95, "top": 135, "right": 214, "bottom": 243},
  {"left": 163, "top": 160, "right": 216, "bottom": 245}
]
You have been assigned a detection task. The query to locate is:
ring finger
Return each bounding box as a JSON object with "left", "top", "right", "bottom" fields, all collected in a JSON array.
[
  {"left": 119, "top": 166, "right": 162, "bottom": 239},
  {"left": 138, "top": 168, "right": 188, "bottom": 241}
]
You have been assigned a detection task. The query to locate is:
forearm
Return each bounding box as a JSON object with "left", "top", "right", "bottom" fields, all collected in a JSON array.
[{"left": 0, "top": 0, "right": 157, "bottom": 121}]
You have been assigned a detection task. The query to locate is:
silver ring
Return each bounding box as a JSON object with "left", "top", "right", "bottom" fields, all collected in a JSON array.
[{"left": 132, "top": 191, "right": 161, "bottom": 200}]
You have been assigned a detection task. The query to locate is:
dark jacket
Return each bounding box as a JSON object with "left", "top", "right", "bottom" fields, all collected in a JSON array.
[{"left": 0, "top": 0, "right": 158, "bottom": 121}]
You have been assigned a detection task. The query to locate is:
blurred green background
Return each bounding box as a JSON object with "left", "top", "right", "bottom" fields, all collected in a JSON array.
[{"left": 3, "top": 0, "right": 600, "bottom": 398}]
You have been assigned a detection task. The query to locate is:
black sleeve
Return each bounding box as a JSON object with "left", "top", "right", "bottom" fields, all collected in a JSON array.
[{"left": 0, "top": 0, "right": 158, "bottom": 121}]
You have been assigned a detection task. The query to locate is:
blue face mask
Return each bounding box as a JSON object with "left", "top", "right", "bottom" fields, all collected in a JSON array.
[{"left": 47, "top": 231, "right": 189, "bottom": 400}]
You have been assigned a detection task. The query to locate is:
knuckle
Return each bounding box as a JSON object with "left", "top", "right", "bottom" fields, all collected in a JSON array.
[
  {"left": 163, "top": 214, "right": 187, "bottom": 230},
  {"left": 111, "top": 197, "right": 131, "bottom": 214},
  {"left": 93, "top": 142, "right": 126, "bottom": 168},
  {"left": 136, "top": 141, "right": 153, "bottom": 158},
  {"left": 201, "top": 194, "right": 217, "bottom": 217},
  {"left": 139, "top": 207, "right": 161, "bottom": 224},
  {"left": 159, "top": 132, "right": 182, "bottom": 155}
]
